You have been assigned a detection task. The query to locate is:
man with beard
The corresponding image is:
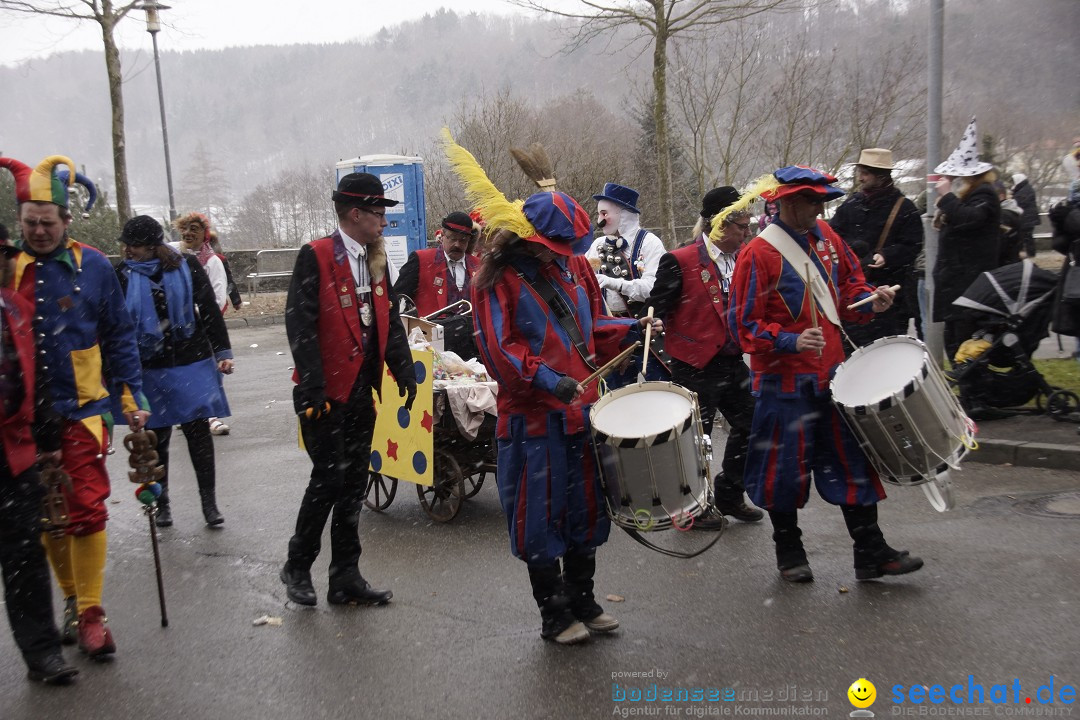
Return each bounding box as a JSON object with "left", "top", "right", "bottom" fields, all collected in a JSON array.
[
  {"left": 829, "top": 148, "right": 922, "bottom": 348},
  {"left": 395, "top": 211, "right": 480, "bottom": 316}
]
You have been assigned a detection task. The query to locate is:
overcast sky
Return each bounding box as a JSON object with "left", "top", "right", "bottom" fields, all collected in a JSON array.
[{"left": 0, "top": 0, "right": 527, "bottom": 66}]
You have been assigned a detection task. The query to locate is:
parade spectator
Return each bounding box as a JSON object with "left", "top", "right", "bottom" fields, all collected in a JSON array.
[
  {"left": 279, "top": 173, "right": 416, "bottom": 608},
  {"left": 830, "top": 148, "right": 923, "bottom": 347},
  {"left": 643, "top": 186, "right": 762, "bottom": 526},
  {"left": 995, "top": 180, "right": 1024, "bottom": 266},
  {"left": 931, "top": 118, "right": 1002, "bottom": 363},
  {"left": 728, "top": 165, "right": 921, "bottom": 584},
  {"left": 6, "top": 154, "right": 150, "bottom": 659},
  {"left": 115, "top": 216, "right": 234, "bottom": 528},
  {"left": 1011, "top": 173, "right": 1039, "bottom": 259},
  {"left": 209, "top": 229, "right": 243, "bottom": 311}
]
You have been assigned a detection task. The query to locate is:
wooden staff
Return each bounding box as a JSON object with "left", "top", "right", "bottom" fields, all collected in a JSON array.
[
  {"left": 640, "top": 306, "right": 654, "bottom": 379},
  {"left": 581, "top": 341, "right": 642, "bottom": 387},
  {"left": 847, "top": 285, "right": 901, "bottom": 310},
  {"left": 805, "top": 263, "right": 822, "bottom": 357}
]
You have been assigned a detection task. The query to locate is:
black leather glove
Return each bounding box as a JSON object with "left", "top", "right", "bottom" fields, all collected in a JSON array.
[
  {"left": 553, "top": 376, "right": 580, "bottom": 404},
  {"left": 295, "top": 387, "right": 331, "bottom": 420},
  {"left": 398, "top": 377, "right": 417, "bottom": 412}
]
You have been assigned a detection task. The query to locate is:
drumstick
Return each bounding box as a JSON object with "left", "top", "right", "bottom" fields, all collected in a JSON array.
[
  {"left": 641, "top": 306, "right": 654, "bottom": 379},
  {"left": 847, "top": 285, "right": 902, "bottom": 310},
  {"left": 805, "top": 263, "right": 822, "bottom": 357},
  {"left": 581, "top": 341, "right": 642, "bottom": 387}
]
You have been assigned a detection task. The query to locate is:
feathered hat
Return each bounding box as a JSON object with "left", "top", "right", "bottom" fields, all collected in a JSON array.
[
  {"left": 709, "top": 165, "right": 843, "bottom": 244},
  {"left": 935, "top": 116, "right": 994, "bottom": 177},
  {"left": 55, "top": 169, "right": 98, "bottom": 217},
  {"left": 0, "top": 155, "right": 78, "bottom": 207},
  {"left": 441, "top": 128, "right": 591, "bottom": 256}
]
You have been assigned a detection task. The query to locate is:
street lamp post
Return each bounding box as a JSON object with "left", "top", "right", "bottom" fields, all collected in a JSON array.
[{"left": 140, "top": 1, "right": 177, "bottom": 221}]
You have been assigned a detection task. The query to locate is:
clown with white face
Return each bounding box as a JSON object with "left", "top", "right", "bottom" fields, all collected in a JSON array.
[{"left": 585, "top": 183, "right": 665, "bottom": 316}]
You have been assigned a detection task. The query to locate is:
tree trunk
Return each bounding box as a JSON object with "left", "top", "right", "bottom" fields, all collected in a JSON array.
[
  {"left": 100, "top": 6, "right": 131, "bottom": 222},
  {"left": 651, "top": 7, "right": 675, "bottom": 249}
]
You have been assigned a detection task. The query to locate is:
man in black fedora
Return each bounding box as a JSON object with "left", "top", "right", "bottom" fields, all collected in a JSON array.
[
  {"left": 585, "top": 183, "right": 665, "bottom": 317},
  {"left": 394, "top": 210, "right": 480, "bottom": 317},
  {"left": 643, "top": 187, "right": 763, "bottom": 526},
  {"left": 279, "top": 172, "right": 417, "bottom": 607}
]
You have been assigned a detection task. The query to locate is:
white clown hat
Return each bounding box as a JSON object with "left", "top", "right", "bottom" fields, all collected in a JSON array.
[{"left": 935, "top": 116, "right": 995, "bottom": 177}]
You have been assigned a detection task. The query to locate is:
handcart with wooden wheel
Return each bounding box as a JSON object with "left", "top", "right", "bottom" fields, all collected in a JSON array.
[{"left": 363, "top": 301, "right": 497, "bottom": 522}]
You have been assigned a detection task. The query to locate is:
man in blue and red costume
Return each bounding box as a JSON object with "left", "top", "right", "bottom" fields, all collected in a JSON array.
[
  {"left": 394, "top": 210, "right": 479, "bottom": 316},
  {"left": 644, "top": 186, "right": 762, "bottom": 526},
  {"left": 471, "top": 191, "right": 663, "bottom": 645},
  {"left": 727, "top": 166, "right": 923, "bottom": 583},
  {"left": 279, "top": 172, "right": 416, "bottom": 608},
  {"left": 5, "top": 154, "right": 150, "bottom": 658}
]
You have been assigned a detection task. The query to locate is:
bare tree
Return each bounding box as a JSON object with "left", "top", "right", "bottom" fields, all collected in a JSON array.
[
  {"left": 509, "top": 0, "right": 802, "bottom": 244},
  {"left": 177, "top": 141, "right": 231, "bottom": 224},
  {"left": 0, "top": 0, "right": 141, "bottom": 221}
]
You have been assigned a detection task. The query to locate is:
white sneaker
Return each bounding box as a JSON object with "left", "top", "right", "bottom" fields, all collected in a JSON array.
[
  {"left": 553, "top": 621, "right": 590, "bottom": 645},
  {"left": 583, "top": 612, "right": 619, "bottom": 633},
  {"left": 209, "top": 419, "right": 230, "bottom": 436}
]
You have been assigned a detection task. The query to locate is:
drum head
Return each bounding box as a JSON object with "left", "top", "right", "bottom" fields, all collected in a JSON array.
[
  {"left": 592, "top": 383, "right": 693, "bottom": 446},
  {"left": 832, "top": 336, "right": 927, "bottom": 408}
]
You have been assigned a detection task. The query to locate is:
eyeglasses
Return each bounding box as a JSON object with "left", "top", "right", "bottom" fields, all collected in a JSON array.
[
  {"left": 356, "top": 207, "right": 386, "bottom": 219},
  {"left": 728, "top": 220, "right": 751, "bottom": 230}
]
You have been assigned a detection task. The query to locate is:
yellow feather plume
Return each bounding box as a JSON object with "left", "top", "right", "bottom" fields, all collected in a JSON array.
[
  {"left": 440, "top": 128, "right": 537, "bottom": 240},
  {"left": 709, "top": 172, "right": 782, "bottom": 243}
]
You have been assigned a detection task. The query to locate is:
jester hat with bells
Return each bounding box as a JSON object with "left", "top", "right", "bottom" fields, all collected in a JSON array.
[
  {"left": 441, "top": 128, "right": 592, "bottom": 256},
  {"left": 708, "top": 165, "right": 844, "bottom": 245},
  {"left": 0, "top": 155, "right": 98, "bottom": 217}
]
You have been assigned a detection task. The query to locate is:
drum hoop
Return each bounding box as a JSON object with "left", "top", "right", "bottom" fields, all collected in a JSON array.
[
  {"left": 833, "top": 336, "right": 933, "bottom": 415},
  {"left": 590, "top": 381, "right": 696, "bottom": 448}
]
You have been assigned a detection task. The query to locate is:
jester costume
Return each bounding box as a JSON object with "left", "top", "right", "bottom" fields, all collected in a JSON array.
[{"left": 726, "top": 165, "right": 923, "bottom": 582}]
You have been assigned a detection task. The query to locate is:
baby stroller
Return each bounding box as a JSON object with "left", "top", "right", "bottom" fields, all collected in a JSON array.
[{"left": 948, "top": 260, "right": 1079, "bottom": 421}]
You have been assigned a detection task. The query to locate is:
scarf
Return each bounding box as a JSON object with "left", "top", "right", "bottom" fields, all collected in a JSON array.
[{"left": 123, "top": 257, "right": 197, "bottom": 357}]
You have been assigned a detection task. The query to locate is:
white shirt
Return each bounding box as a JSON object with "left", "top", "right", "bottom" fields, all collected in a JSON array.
[
  {"left": 169, "top": 241, "right": 228, "bottom": 310},
  {"left": 702, "top": 233, "right": 736, "bottom": 293},
  {"left": 339, "top": 228, "right": 370, "bottom": 294},
  {"left": 447, "top": 256, "right": 467, "bottom": 290},
  {"left": 585, "top": 215, "right": 664, "bottom": 313}
]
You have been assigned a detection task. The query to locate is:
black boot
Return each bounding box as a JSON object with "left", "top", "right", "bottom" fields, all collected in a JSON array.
[
  {"left": 563, "top": 551, "right": 618, "bottom": 633},
  {"left": 841, "top": 504, "right": 923, "bottom": 580},
  {"left": 279, "top": 562, "right": 317, "bottom": 606},
  {"left": 155, "top": 481, "right": 173, "bottom": 527},
  {"left": 713, "top": 473, "right": 764, "bottom": 522},
  {"left": 26, "top": 652, "right": 78, "bottom": 685},
  {"left": 199, "top": 489, "right": 224, "bottom": 527},
  {"left": 527, "top": 562, "right": 588, "bottom": 644},
  {"left": 769, "top": 510, "right": 813, "bottom": 582}
]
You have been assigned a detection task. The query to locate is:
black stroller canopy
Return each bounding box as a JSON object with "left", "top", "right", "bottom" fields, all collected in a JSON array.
[{"left": 953, "top": 260, "right": 1058, "bottom": 320}]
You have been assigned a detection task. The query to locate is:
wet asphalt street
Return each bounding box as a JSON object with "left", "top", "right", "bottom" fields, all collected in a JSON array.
[{"left": 1, "top": 323, "right": 1078, "bottom": 720}]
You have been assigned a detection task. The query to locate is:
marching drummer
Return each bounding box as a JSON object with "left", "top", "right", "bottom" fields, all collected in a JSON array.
[
  {"left": 726, "top": 166, "right": 922, "bottom": 583},
  {"left": 642, "top": 186, "right": 763, "bottom": 526},
  {"left": 445, "top": 131, "right": 661, "bottom": 644},
  {"left": 394, "top": 211, "right": 480, "bottom": 316}
]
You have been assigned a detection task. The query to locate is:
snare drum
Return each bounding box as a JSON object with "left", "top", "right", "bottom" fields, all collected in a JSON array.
[
  {"left": 590, "top": 382, "right": 711, "bottom": 530},
  {"left": 831, "top": 336, "right": 975, "bottom": 511}
]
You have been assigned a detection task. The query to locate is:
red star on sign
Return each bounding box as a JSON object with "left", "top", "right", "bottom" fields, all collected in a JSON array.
[
  {"left": 387, "top": 438, "right": 399, "bottom": 461},
  {"left": 421, "top": 410, "right": 433, "bottom": 433}
]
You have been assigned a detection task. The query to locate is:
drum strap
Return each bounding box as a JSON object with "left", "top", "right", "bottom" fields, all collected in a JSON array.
[
  {"left": 759, "top": 223, "right": 841, "bottom": 327},
  {"left": 518, "top": 271, "right": 598, "bottom": 371}
]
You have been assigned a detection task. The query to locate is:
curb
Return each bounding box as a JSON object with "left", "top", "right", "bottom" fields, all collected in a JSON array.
[
  {"left": 969, "top": 438, "right": 1080, "bottom": 470},
  {"left": 225, "top": 314, "right": 285, "bottom": 330}
]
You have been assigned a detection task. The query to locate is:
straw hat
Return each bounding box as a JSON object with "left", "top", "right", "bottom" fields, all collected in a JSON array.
[{"left": 856, "top": 148, "right": 894, "bottom": 171}]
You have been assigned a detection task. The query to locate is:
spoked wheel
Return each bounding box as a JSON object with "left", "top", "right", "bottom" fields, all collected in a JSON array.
[
  {"left": 363, "top": 472, "right": 398, "bottom": 511},
  {"left": 463, "top": 471, "right": 486, "bottom": 499},
  {"left": 1046, "top": 389, "right": 1080, "bottom": 422},
  {"left": 417, "top": 451, "right": 465, "bottom": 522}
]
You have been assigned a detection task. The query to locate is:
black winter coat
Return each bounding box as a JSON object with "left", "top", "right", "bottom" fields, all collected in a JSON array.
[
  {"left": 829, "top": 185, "right": 923, "bottom": 291},
  {"left": 931, "top": 182, "right": 1001, "bottom": 321},
  {"left": 1012, "top": 179, "right": 1039, "bottom": 232}
]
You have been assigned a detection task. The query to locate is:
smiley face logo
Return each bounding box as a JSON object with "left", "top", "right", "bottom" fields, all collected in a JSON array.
[{"left": 848, "top": 678, "right": 876, "bottom": 708}]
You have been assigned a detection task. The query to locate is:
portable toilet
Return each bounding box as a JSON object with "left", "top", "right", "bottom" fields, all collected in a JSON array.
[{"left": 335, "top": 154, "right": 426, "bottom": 271}]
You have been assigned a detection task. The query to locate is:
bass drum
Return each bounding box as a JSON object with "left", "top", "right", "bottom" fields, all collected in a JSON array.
[{"left": 590, "top": 381, "right": 711, "bottom": 531}]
